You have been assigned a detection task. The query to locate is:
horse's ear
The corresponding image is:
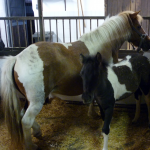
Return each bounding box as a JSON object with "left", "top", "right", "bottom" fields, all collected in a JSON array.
[
  {"left": 96, "top": 52, "right": 102, "bottom": 63},
  {"left": 130, "top": 11, "right": 140, "bottom": 20},
  {"left": 80, "top": 53, "right": 85, "bottom": 63}
]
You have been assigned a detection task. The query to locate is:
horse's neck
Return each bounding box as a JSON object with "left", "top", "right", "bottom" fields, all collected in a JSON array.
[{"left": 79, "top": 16, "right": 131, "bottom": 58}]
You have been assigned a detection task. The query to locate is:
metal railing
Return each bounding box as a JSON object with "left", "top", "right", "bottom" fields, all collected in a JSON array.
[{"left": 0, "top": 16, "right": 149, "bottom": 56}]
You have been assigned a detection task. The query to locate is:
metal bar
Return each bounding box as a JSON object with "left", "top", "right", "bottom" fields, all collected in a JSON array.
[
  {"left": 0, "top": 16, "right": 105, "bottom": 20},
  {"left": 62, "top": 19, "right": 65, "bottom": 43},
  {"left": 23, "top": 20, "right": 27, "bottom": 47},
  {"left": 30, "top": 20, "right": 33, "bottom": 43},
  {"left": 56, "top": 19, "right": 58, "bottom": 42},
  {"left": 17, "top": 20, "right": 21, "bottom": 47},
  {"left": 97, "top": 19, "right": 99, "bottom": 27},
  {"left": 83, "top": 19, "right": 85, "bottom": 34},
  {"left": 76, "top": 19, "right": 78, "bottom": 40},
  {"left": 10, "top": 20, "right": 14, "bottom": 48},
  {"left": 38, "top": 0, "right": 45, "bottom": 41},
  {"left": 69, "top": 19, "right": 71, "bottom": 42},
  {"left": 4, "top": 20, "right": 8, "bottom": 47},
  {"left": 90, "top": 19, "right": 92, "bottom": 30},
  {"left": 49, "top": 19, "right": 51, "bottom": 42},
  {"left": 36, "top": 19, "right": 39, "bottom": 42}
]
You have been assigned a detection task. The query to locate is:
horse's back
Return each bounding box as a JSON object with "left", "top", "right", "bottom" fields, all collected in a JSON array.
[{"left": 14, "top": 41, "right": 89, "bottom": 98}]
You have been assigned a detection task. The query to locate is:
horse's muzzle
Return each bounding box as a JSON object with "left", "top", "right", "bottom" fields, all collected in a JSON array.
[{"left": 82, "top": 93, "right": 93, "bottom": 104}]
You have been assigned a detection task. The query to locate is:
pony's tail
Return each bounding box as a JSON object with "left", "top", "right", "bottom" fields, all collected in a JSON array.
[{"left": 1, "top": 56, "right": 23, "bottom": 149}]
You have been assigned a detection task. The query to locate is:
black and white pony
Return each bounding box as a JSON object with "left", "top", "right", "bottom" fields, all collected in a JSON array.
[{"left": 80, "top": 52, "right": 150, "bottom": 150}]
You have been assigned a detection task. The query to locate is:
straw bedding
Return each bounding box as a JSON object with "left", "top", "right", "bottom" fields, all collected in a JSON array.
[{"left": 0, "top": 98, "right": 150, "bottom": 150}]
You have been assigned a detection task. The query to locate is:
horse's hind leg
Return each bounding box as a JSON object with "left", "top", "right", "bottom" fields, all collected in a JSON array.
[
  {"left": 32, "top": 120, "right": 42, "bottom": 139},
  {"left": 22, "top": 102, "right": 43, "bottom": 150}
]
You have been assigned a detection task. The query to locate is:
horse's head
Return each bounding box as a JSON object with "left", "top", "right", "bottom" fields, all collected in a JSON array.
[
  {"left": 80, "top": 52, "right": 102, "bottom": 104},
  {"left": 127, "top": 11, "right": 150, "bottom": 51}
]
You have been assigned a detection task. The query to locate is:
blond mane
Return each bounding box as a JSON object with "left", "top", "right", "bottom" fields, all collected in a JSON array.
[{"left": 79, "top": 11, "right": 142, "bottom": 61}]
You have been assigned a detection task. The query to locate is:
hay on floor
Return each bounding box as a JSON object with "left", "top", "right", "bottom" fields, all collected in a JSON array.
[{"left": 0, "top": 98, "right": 150, "bottom": 150}]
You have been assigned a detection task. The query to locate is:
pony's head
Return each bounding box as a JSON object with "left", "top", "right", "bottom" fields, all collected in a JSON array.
[
  {"left": 121, "top": 11, "right": 150, "bottom": 51},
  {"left": 80, "top": 52, "right": 106, "bottom": 104}
]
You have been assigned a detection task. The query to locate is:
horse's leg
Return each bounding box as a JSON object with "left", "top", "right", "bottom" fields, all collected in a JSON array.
[
  {"left": 144, "top": 91, "right": 150, "bottom": 128},
  {"left": 22, "top": 102, "right": 43, "bottom": 150},
  {"left": 32, "top": 120, "right": 42, "bottom": 139},
  {"left": 102, "top": 106, "right": 114, "bottom": 150},
  {"left": 88, "top": 100, "right": 100, "bottom": 119},
  {"left": 132, "top": 88, "right": 142, "bottom": 123}
]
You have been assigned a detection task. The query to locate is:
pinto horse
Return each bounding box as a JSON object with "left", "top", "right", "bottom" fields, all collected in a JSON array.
[
  {"left": 80, "top": 52, "right": 150, "bottom": 150},
  {"left": 1, "top": 11, "right": 150, "bottom": 150}
]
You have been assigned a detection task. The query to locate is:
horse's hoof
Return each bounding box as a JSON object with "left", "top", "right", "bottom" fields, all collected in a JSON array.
[
  {"left": 33, "top": 131, "right": 42, "bottom": 139},
  {"left": 132, "top": 118, "right": 138, "bottom": 124},
  {"left": 88, "top": 113, "right": 101, "bottom": 120},
  {"left": 25, "top": 144, "right": 38, "bottom": 150}
]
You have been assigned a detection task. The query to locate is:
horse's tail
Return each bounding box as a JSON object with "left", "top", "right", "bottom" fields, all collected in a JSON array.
[{"left": 1, "top": 56, "right": 23, "bottom": 149}]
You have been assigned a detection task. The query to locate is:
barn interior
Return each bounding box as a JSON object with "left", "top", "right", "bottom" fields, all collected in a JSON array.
[{"left": 0, "top": 0, "right": 150, "bottom": 150}]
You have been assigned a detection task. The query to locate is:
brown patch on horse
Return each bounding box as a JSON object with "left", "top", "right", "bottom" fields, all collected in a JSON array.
[{"left": 35, "top": 41, "right": 89, "bottom": 97}]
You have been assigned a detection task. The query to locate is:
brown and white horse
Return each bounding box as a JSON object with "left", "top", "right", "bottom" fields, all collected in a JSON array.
[{"left": 1, "top": 11, "right": 150, "bottom": 150}]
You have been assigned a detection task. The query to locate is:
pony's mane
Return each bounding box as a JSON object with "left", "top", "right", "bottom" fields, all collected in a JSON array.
[{"left": 79, "top": 11, "right": 142, "bottom": 57}]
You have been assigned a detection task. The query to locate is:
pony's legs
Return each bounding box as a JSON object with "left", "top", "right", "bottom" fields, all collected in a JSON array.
[
  {"left": 132, "top": 96, "right": 142, "bottom": 123},
  {"left": 102, "top": 133, "right": 109, "bottom": 150},
  {"left": 144, "top": 91, "right": 150, "bottom": 127},
  {"left": 22, "top": 102, "right": 43, "bottom": 150},
  {"left": 102, "top": 106, "right": 114, "bottom": 150}
]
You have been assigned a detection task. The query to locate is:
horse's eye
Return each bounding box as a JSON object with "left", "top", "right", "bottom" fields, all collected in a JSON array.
[{"left": 137, "top": 25, "right": 141, "bottom": 29}]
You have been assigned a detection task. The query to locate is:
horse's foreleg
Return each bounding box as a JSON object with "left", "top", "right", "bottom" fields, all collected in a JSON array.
[
  {"left": 102, "top": 106, "right": 114, "bottom": 150},
  {"left": 22, "top": 102, "right": 43, "bottom": 150},
  {"left": 144, "top": 91, "right": 150, "bottom": 128}
]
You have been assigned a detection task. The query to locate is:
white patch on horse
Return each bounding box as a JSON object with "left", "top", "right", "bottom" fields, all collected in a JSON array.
[
  {"left": 14, "top": 44, "right": 45, "bottom": 103},
  {"left": 112, "top": 55, "right": 132, "bottom": 71},
  {"left": 107, "top": 67, "right": 131, "bottom": 100},
  {"left": 61, "top": 43, "right": 72, "bottom": 49}
]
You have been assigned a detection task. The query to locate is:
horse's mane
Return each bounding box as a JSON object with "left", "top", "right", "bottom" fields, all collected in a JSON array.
[{"left": 79, "top": 11, "right": 143, "bottom": 56}]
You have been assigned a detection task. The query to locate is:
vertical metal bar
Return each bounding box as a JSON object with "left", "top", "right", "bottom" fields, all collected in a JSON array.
[
  {"left": 36, "top": 19, "right": 39, "bottom": 41},
  {"left": 69, "top": 19, "right": 71, "bottom": 42},
  {"left": 56, "top": 19, "right": 58, "bottom": 42},
  {"left": 38, "top": 0, "right": 45, "bottom": 41},
  {"left": 4, "top": 20, "right": 8, "bottom": 47},
  {"left": 62, "top": 19, "right": 65, "bottom": 43},
  {"left": 17, "top": 20, "right": 21, "bottom": 47},
  {"left": 23, "top": 20, "right": 27, "bottom": 47},
  {"left": 83, "top": 19, "right": 85, "bottom": 34},
  {"left": 76, "top": 19, "right": 78, "bottom": 40},
  {"left": 30, "top": 20, "right": 33, "bottom": 43},
  {"left": 49, "top": 19, "right": 51, "bottom": 42},
  {"left": 10, "top": 20, "right": 14, "bottom": 48},
  {"left": 97, "top": 19, "right": 99, "bottom": 27},
  {"left": 90, "top": 19, "right": 92, "bottom": 30}
]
